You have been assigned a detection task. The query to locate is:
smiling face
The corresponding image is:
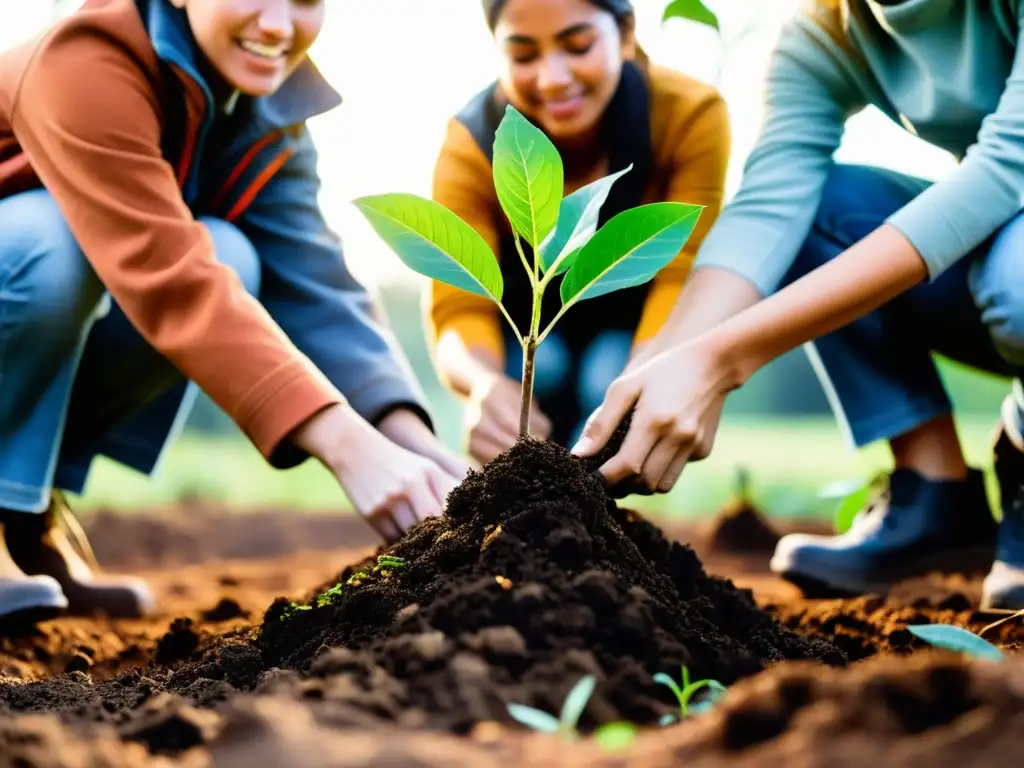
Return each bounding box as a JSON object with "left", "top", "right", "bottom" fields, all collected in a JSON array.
[
  {"left": 170, "top": 0, "right": 325, "bottom": 97},
  {"left": 493, "top": 0, "right": 635, "bottom": 143}
]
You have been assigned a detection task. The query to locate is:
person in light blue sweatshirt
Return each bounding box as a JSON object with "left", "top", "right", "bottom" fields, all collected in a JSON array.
[{"left": 571, "top": 0, "right": 1024, "bottom": 610}]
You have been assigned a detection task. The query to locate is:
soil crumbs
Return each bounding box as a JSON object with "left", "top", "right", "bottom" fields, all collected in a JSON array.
[{"left": 1, "top": 439, "right": 1024, "bottom": 766}]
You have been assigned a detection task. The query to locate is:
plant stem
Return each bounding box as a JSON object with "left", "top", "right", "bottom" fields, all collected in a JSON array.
[
  {"left": 519, "top": 276, "right": 545, "bottom": 436},
  {"left": 519, "top": 333, "right": 536, "bottom": 435}
]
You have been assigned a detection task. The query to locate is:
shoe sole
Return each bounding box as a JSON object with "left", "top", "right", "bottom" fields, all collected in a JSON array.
[
  {"left": 0, "top": 591, "right": 68, "bottom": 631},
  {"left": 773, "top": 544, "right": 996, "bottom": 599}
]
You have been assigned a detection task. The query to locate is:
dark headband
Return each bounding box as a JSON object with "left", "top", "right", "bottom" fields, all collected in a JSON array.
[{"left": 481, "top": 0, "right": 634, "bottom": 31}]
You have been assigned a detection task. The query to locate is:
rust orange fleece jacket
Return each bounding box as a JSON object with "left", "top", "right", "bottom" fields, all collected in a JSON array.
[
  {"left": 0, "top": 0, "right": 427, "bottom": 465},
  {"left": 429, "top": 64, "right": 730, "bottom": 363}
]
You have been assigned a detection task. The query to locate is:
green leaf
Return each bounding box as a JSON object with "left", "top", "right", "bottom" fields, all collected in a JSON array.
[
  {"left": 560, "top": 202, "right": 702, "bottom": 308},
  {"left": 653, "top": 671, "right": 685, "bottom": 711},
  {"left": 593, "top": 722, "right": 637, "bottom": 752},
  {"left": 353, "top": 193, "right": 503, "bottom": 302},
  {"left": 540, "top": 166, "right": 632, "bottom": 275},
  {"left": 833, "top": 485, "right": 872, "bottom": 534},
  {"left": 662, "top": 0, "right": 719, "bottom": 30},
  {"left": 559, "top": 675, "right": 596, "bottom": 731},
  {"left": 683, "top": 679, "right": 727, "bottom": 715},
  {"left": 907, "top": 624, "right": 1004, "bottom": 661},
  {"left": 507, "top": 704, "right": 561, "bottom": 733},
  {"left": 493, "top": 105, "right": 564, "bottom": 249}
]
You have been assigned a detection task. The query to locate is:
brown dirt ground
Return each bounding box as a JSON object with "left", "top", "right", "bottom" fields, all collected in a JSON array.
[{"left": 1, "top": 501, "right": 1022, "bottom": 767}]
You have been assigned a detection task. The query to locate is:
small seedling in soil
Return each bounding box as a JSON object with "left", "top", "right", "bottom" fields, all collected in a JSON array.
[
  {"left": 506, "top": 674, "right": 637, "bottom": 751},
  {"left": 316, "top": 584, "right": 344, "bottom": 608},
  {"left": 373, "top": 555, "right": 408, "bottom": 576},
  {"left": 907, "top": 624, "right": 1004, "bottom": 662},
  {"left": 282, "top": 602, "right": 312, "bottom": 619},
  {"left": 654, "top": 665, "right": 728, "bottom": 726},
  {"left": 354, "top": 106, "right": 702, "bottom": 436},
  {"left": 346, "top": 570, "right": 371, "bottom": 587}
]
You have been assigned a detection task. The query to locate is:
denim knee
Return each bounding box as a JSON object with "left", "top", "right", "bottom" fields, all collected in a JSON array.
[
  {"left": 0, "top": 190, "right": 106, "bottom": 340},
  {"left": 970, "top": 214, "right": 1024, "bottom": 367},
  {"left": 200, "top": 218, "right": 261, "bottom": 296}
]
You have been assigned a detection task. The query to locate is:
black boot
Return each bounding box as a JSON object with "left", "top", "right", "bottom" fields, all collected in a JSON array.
[
  {"left": 981, "top": 393, "right": 1024, "bottom": 611},
  {"left": 1, "top": 494, "right": 155, "bottom": 619},
  {"left": 770, "top": 467, "right": 997, "bottom": 597}
]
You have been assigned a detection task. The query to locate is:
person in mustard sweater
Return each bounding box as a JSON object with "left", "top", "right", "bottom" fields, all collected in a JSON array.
[
  {"left": 429, "top": 0, "right": 730, "bottom": 465},
  {"left": 574, "top": 0, "right": 1024, "bottom": 610},
  {"left": 0, "top": 0, "right": 468, "bottom": 625}
]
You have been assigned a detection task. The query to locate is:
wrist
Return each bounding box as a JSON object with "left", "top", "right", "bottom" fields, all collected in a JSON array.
[
  {"left": 291, "top": 402, "right": 365, "bottom": 473},
  {"left": 696, "top": 329, "right": 749, "bottom": 395},
  {"left": 377, "top": 407, "right": 431, "bottom": 442}
]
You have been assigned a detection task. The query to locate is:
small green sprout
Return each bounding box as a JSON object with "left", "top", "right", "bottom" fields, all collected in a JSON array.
[
  {"left": 354, "top": 106, "right": 701, "bottom": 436},
  {"left": 346, "top": 570, "right": 370, "bottom": 587},
  {"left": 316, "top": 583, "right": 344, "bottom": 608},
  {"left": 654, "top": 666, "right": 727, "bottom": 726},
  {"left": 373, "top": 555, "right": 408, "bottom": 574},
  {"left": 506, "top": 674, "right": 595, "bottom": 741},
  {"left": 506, "top": 674, "right": 637, "bottom": 752},
  {"left": 281, "top": 602, "right": 312, "bottom": 619},
  {"left": 907, "top": 624, "right": 1004, "bottom": 661}
]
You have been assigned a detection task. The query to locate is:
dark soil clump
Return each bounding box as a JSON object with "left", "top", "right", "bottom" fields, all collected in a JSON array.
[
  {"left": 703, "top": 500, "right": 780, "bottom": 555},
  {"left": 258, "top": 438, "right": 844, "bottom": 731}
]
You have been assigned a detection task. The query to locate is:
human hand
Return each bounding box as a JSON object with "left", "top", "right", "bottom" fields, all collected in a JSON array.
[
  {"left": 464, "top": 372, "right": 552, "bottom": 465},
  {"left": 377, "top": 408, "right": 471, "bottom": 481},
  {"left": 291, "top": 404, "right": 460, "bottom": 543},
  {"left": 571, "top": 338, "right": 733, "bottom": 494}
]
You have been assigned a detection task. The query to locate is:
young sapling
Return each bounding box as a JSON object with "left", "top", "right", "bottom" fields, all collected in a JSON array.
[
  {"left": 354, "top": 106, "right": 702, "bottom": 437},
  {"left": 655, "top": 665, "right": 728, "bottom": 725}
]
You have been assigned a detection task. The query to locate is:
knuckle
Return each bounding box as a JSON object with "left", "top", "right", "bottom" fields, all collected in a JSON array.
[{"left": 669, "top": 417, "right": 699, "bottom": 441}]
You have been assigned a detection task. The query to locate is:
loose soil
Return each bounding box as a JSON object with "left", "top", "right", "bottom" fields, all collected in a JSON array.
[{"left": 1, "top": 440, "right": 1023, "bottom": 767}]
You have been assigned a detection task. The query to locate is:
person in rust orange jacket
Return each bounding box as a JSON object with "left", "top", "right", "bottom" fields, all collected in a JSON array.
[
  {"left": 0, "top": 0, "right": 469, "bottom": 625},
  {"left": 428, "top": 0, "right": 730, "bottom": 466}
]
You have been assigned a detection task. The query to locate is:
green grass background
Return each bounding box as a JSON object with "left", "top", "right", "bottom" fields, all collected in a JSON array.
[{"left": 71, "top": 414, "right": 1003, "bottom": 523}]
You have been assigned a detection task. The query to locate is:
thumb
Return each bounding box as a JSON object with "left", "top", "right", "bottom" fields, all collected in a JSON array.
[{"left": 571, "top": 377, "right": 638, "bottom": 458}]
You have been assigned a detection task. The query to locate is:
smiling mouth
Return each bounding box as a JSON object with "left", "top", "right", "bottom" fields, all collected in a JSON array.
[{"left": 238, "top": 40, "right": 290, "bottom": 60}]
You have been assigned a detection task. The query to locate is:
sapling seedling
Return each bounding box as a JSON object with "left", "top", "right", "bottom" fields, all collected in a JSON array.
[
  {"left": 354, "top": 105, "right": 702, "bottom": 437},
  {"left": 506, "top": 674, "right": 637, "bottom": 750},
  {"left": 654, "top": 665, "right": 728, "bottom": 726}
]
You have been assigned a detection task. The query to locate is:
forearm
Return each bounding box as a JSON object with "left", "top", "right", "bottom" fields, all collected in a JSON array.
[
  {"left": 712, "top": 224, "right": 928, "bottom": 388},
  {"left": 436, "top": 329, "right": 505, "bottom": 399},
  {"left": 638, "top": 268, "right": 762, "bottom": 365}
]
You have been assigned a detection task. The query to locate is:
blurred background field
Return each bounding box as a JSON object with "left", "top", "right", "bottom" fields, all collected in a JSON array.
[{"left": 3, "top": 0, "right": 1011, "bottom": 522}]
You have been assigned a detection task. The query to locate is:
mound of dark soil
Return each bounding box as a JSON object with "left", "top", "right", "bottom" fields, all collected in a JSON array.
[
  {"left": 257, "top": 438, "right": 843, "bottom": 732},
  {"left": 0, "top": 437, "right": 843, "bottom": 755},
  {"left": 702, "top": 500, "right": 780, "bottom": 555}
]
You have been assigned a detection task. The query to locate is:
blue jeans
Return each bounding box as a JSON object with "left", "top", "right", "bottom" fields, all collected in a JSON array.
[
  {"left": 785, "top": 164, "right": 1024, "bottom": 448},
  {"left": 0, "top": 190, "right": 261, "bottom": 513}
]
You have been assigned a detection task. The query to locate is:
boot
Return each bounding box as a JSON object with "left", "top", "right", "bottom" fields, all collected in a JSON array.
[
  {"left": 770, "top": 467, "right": 997, "bottom": 597},
  {"left": 0, "top": 519, "right": 67, "bottom": 625},
  {"left": 981, "top": 394, "right": 1024, "bottom": 611},
  {"left": 1, "top": 493, "right": 155, "bottom": 619}
]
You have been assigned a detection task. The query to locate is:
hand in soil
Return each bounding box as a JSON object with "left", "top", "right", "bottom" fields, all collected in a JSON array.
[
  {"left": 291, "top": 403, "right": 458, "bottom": 542},
  {"left": 572, "top": 340, "right": 728, "bottom": 493},
  {"left": 465, "top": 372, "right": 551, "bottom": 465}
]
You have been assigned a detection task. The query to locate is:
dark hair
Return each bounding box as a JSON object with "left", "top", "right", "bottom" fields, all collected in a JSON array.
[{"left": 481, "top": 0, "right": 634, "bottom": 31}]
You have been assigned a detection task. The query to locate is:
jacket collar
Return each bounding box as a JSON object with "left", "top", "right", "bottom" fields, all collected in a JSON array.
[{"left": 141, "top": 0, "right": 341, "bottom": 129}]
